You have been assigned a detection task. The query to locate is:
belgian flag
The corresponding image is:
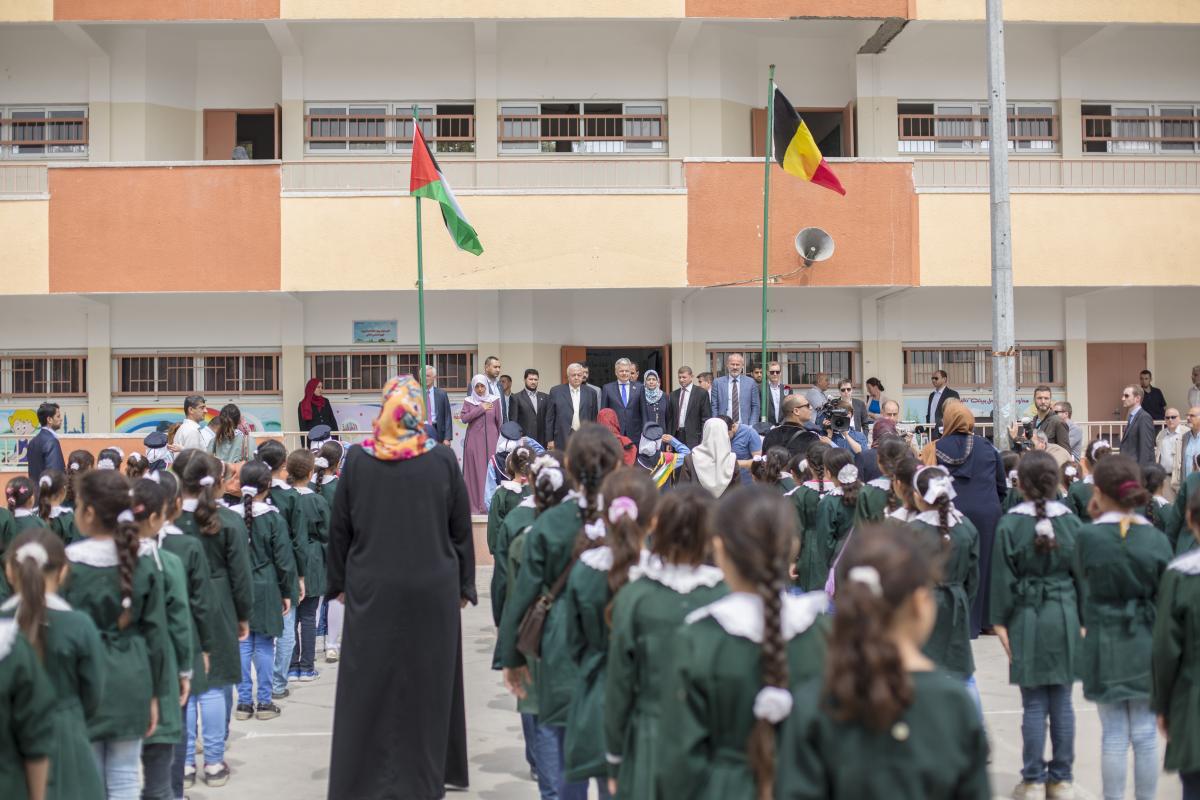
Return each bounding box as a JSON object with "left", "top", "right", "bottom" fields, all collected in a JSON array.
[{"left": 773, "top": 86, "right": 846, "bottom": 196}]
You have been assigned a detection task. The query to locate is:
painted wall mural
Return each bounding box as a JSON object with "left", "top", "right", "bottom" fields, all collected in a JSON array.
[
  {"left": 113, "top": 405, "right": 284, "bottom": 434},
  {"left": 0, "top": 405, "right": 88, "bottom": 465}
]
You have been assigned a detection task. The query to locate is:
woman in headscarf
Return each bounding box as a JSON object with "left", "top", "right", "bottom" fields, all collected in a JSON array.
[
  {"left": 679, "top": 416, "right": 738, "bottom": 498},
  {"left": 326, "top": 376, "right": 475, "bottom": 799},
  {"left": 640, "top": 369, "right": 668, "bottom": 429},
  {"left": 298, "top": 378, "right": 338, "bottom": 440},
  {"left": 920, "top": 399, "right": 1006, "bottom": 636},
  {"left": 460, "top": 373, "right": 503, "bottom": 514},
  {"left": 598, "top": 407, "right": 637, "bottom": 466}
]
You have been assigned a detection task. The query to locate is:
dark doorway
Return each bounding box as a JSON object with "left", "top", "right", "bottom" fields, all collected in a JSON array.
[
  {"left": 580, "top": 347, "right": 668, "bottom": 387},
  {"left": 236, "top": 113, "right": 275, "bottom": 160}
]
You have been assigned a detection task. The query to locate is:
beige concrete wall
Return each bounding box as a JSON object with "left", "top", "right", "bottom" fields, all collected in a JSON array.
[
  {"left": 281, "top": 194, "right": 688, "bottom": 292},
  {"left": 1154, "top": 338, "right": 1200, "bottom": 416},
  {"left": 918, "top": 194, "right": 1200, "bottom": 287},
  {"left": 0, "top": 201, "right": 49, "bottom": 294},
  {"left": 86, "top": 346, "right": 111, "bottom": 437},
  {"left": 281, "top": 0, "right": 683, "bottom": 17},
  {"left": 281, "top": 344, "right": 305, "bottom": 431},
  {"left": 0, "top": 0, "right": 51, "bottom": 22},
  {"left": 681, "top": 98, "right": 752, "bottom": 157},
  {"left": 110, "top": 102, "right": 148, "bottom": 162},
  {"left": 145, "top": 105, "right": 197, "bottom": 161},
  {"left": 856, "top": 96, "right": 898, "bottom": 158},
  {"left": 915, "top": 0, "right": 1200, "bottom": 23}
]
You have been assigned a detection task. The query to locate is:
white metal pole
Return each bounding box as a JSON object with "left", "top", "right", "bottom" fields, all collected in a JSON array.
[{"left": 987, "top": 0, "right": 1016, "bottom": 450}]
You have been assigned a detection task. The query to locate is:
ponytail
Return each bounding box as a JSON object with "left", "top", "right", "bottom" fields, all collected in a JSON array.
[
  {"left": 1018, "top": 451, "right": 1061, "bottom": 554},
  {"left": 6, "top": 476, "right": 34, "bottom": 511},
  {"left": 600, "top": 470, "right": 658, "bottom": 626},
  {"left": 37, "top": 471, "right": 66, "bottom": 521},
  {"left": 565, "top": 423, "right": 623, "bottom": 536},
  {"left": 314, "top": 440, "right": 344, "bottom": 485},
  {"left": 180, "top": 453, "right": 222, "bottom": 535},
  {"left": 113, "top": 509, "right": 140, "bottom": 630},
  {"left": 77, "top": 470, "right": 140, "bottom": 629},
  {"left": 4, "top": 530, "right": 64, "bottom": 659},
  {"left": 237, "top": 460, "right": 273, "bottom": 547}
]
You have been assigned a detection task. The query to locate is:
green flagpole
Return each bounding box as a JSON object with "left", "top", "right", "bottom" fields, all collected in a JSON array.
[
  {"left": 413, "top": 104, "right": 428, "bottom": 416},
  {"left": 760, "top": 65, "right": 775, "bottom": 424}
]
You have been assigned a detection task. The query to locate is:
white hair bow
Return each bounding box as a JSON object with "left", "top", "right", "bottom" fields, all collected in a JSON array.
[
  {"left": 848, "top": 565, "right": 883, "bottom": 597},
  {"left": 198, "top": 476, "right": 215, "bottom": 487},
  {"left": 241, "top": 486, "right": 258, "bottom": 497},
  {"left": 1034, "top": 518, "right": 1056, "bottom": 542},
  {"left": 97, "top": 458, "right": 116, "bottom": 471},
  {"left": 38, "top": 475, "right": 52, "bottom": 489},
  {"left": 917, "top": 467, "right": 956, "bottom": 504},
  {"left": 837, "top": 464, "right": 859, "bottom": 485},
  {"left": 753, "top": 686, "right": 794, "bottom": 724},
  {"left": 15, "top": 542, "right": 48, "bottom": 568},
  {"left": 117, "top": 509, "right": 135, "bottom": 524},
  {"left": 314, "top": 457, "right": 330, "bottom": 470}
]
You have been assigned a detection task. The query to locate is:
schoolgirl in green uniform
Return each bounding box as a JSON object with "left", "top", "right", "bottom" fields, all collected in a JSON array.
[
  {"left": 775, "top": 522, "right": 992, "bottom": 799},
  {"left": 660, "top": 485, "right": 829, "bottom": 800},
  {"left": 1142, "top": 465, "right": 1182, "bottom": 549},
  {"left": 487, "top": 445, "right": 535, "bottom": 609},
  {"left": 605, "top": 484, "right": 726, "bottom": 799},
  {"left": 0, "top": 493, "right": 15, "bottom": 600},
  {"left": 3, "top": 529, "right": 105, "bottom": 800},
  {"left": 1074, "top": 454, "right": 1173, "bottom": 800},
  {"left": 1067, "top": 438, "right": 1111, "bottom": 521},
  {"left": 8, "top": 478, "right": 46, "bottom": 535},
  {"left": 807, "top": 448, "right": 861, "bottom": 593},
  {"left": 285, "top": 449, "right": 329, "bottom": 682},
  {"left": 990, "top": 451, "right": 1085, "bottom": 800},
  {"left": 750, "top": 447, "right": 791, "bottom": 493},
  {"left": 35, "top": 472, "right": 81, "bottom": 546},
  {"left": 907, "top": 464, "right": 981, "bottom": 710},
  {"left": 858, "top": 437, "right": 909, "bottom": 523},
  {"left": 886, "top": 454, "right": 921, "bottom": 523},
  {"left": 63, "top": 451, "right": 94, "bottom": 511},
  {"left": 1152, "top": 489, "right": 1200, "bottom": 798},
  {"left": 1001, "top": 450, "right": 1024, "bottom": 512},
  {"left": 255, "top": 440, "right": 305, "bottom": 699},
  {"left": 311, "top": 439, "right": 344, "bottom": 663},
  {"left": 61, "top": 469, "right": 172, "bottom": 800},
  {"left": 0, "top": 614, "right": 54, "bottom": 800},
  {"left": 787, "top": 443, "right": 829, "bottom": 589}
]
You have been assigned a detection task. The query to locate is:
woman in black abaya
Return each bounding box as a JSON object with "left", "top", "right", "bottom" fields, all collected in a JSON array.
[{"left": 326, "top": 376, "right": 476, "bottom": 799}]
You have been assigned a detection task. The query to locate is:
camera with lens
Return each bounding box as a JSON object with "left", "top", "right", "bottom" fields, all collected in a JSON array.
[
  {"left": 823, "top": 406, "right": 852, "bottom": 434},
  {"left": 1011, "top": 416, "right": 1037, "bottom": 452}
]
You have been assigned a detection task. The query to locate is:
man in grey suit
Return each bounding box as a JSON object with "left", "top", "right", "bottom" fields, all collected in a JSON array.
[
  {"left": 1120, "top": 384, "right": 1157, "bottom": 469},
  {"left": 711, "top": 353, "right": 760, "bottom": 426}
]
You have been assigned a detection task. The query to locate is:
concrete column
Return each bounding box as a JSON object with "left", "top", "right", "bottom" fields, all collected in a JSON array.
[
  {"left": 84, "top": 298, "right": 111, "bottom": 432},
  {"left": 672, "top": 292, "right": 709, "bottom": 378},
  {"left": 855, "top": 54, "right": 898, "bottom": 158},
  {"left": 87, "top": 56, "right": 112, "bottom": 161},
  {"left": 1060, "top": 98, "right": 1083, "bottom": 159},
  {"left": 281, "top": 55, "right": 304, "bottom": 161},
  {"left": 1064, "top": 295, "right": 1089, "bottom": 420},
  {"left": 473, "top": 21, "right": 499, "bottom": 189},
  {"left": 280, "top": 294, "right": 305, "bottom": 432},
  {"left": 475, "top": 290, "right": 501, "bottom": 375},
  {"left": 866, "top": 291, "right": 906, "bottom": 401},
  {"left": 667, "top": 21, "right": 701, "bottom": 159}
]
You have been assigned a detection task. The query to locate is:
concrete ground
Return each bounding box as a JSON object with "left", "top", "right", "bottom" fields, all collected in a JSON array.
[{"left": 185, "top": 566, "right": 1183, "bottom": 800}]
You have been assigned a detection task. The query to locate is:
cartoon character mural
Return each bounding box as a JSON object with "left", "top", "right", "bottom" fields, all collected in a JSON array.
[{"left": 0, "top": 406, "right": 87, "bottom": 465}]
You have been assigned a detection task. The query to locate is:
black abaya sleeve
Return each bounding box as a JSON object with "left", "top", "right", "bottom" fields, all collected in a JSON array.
[
  {"left": 444, "top": 447, "right": 477, "bottom": 605},
  {"left": 325, "top": 451, "right": 355, "bottom": 598}
]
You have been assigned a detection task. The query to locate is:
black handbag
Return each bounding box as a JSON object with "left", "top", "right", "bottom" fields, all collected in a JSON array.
[{"left": 516, "top": 555, "right": 577, "bottom": 659}]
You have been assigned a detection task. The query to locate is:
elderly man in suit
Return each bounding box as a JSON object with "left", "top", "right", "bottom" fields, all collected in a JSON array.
[
  {"left": 424, "top": 366, "right": 453, "bottom": 446},
  {"left": 511, "top": 368, "right": 549, "bottom": 445},
  {"left": 601, "top": 357, "right": 644, "bottom": 439},
  {"left": 26, "top": 402, "right": 65, "bottom": 483},
  {"left": 763, "top": 361, "right": 793, "bottom": 426},
  {"left": 712, "top": 353, "right": 760, "bottom": 426},
  {"left": 668, "top": 365, "right": 712, "bottom": 449},
  {"left": 546, "top": 362, "right": 598, "bottom": 449},
  {"left": 927, "top": 369, "right": 961, "bottom": 439},
  {"left": 1120, "top": 384, "right": 1157, "bottom": 468}
]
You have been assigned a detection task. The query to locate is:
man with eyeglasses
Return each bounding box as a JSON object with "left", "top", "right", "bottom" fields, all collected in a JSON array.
[
  {"left": 1175, "top": 407, "right": 1200, "bottom": 492},
  {"left": 762, "top": 394, "right": 820, "bottom": 457},
  {"left": 764, "top": 361, "right": 792, "bottom": 425},
  {"left": 1052, "top": 400, "right": 1083, "bottom": 460},
  {"left": 926, "top": 370, "right": 961, "bottom": 440},
  {"left": 1119, "top": 384, "right": 1156, "bottom": 469},
  {"left": 836, "top": 378, "right": 868, "bottom": 432},
  {"left": 1156, "top": 407, "right": 1186, "bottom": 499}
]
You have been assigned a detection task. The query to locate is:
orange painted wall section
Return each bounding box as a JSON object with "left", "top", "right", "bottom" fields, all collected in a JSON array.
[
  {"left": 48, "top": 165, "right": 281, "bottom": 293},
  {"left": 686, "top": 0, "right": 909, "bottom": 18},
  {"left": 55, "top": 0, "right": 278, "bottom": 20},
  {"left": 685, "top": 161, "right": 918, "bottom": 288}
]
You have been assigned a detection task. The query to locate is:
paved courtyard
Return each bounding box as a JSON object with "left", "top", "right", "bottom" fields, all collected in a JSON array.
[{"left": 184, "top": 566, "right": 1183, "bottom": 800}]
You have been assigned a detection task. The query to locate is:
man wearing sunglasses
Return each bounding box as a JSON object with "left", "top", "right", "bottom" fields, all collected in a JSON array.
[
  {"left": 926, "top": 370, "right": 961, "bottom": 440},
  {"left": 1119, "top": 384, "right": 1156, "bottom": 469},
  {"left": 1156, "top": 407, "right": 1186, "bottom": 500},
  {"left": 764, "top": 361, "right": 792, "bottom": 425}
]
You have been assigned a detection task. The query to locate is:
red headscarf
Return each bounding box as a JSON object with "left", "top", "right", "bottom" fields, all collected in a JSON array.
[
  {"left": 597, "top": 408, "right": 637, "bottom": 466},
  {"left": 300, "top": 378, "right": 326, "bottom": 422}
]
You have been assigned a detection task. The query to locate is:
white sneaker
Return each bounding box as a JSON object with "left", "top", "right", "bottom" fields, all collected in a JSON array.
[
  {"left": 1046, "top": 782, "right": 1074, "bottom": 800},
  {"left": 1012, "top": 782, "right": 1045, "bottom": 800},
  {"left": 325, "top": 648, "right": 339, "bottom": 663}
]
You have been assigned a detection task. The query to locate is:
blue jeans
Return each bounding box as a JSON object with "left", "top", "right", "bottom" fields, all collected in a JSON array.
[
  {"left": 272, "top": 608, "right": 296, "bottom": 693},
  {"left": 964, "top": 675, "right": 982, "bottom": 719},
  {"left": 1019, "top": 685, "right": 1074, "bottom": 784},
  {"left": 240, "top": 632, "right": 276, "bottom": 705},
  {"left": 522, "top": 713, "right": 560, "bottom": 800},
  {"left": 186, "top": 686, "right": 227, "bottom": 767},
  {"left": 140, "top": 742, "right": 174, "bottom": 800},
  {"left": 289, "top": 595, "right": 320, "bottom": 672},
  {"left": 317, "top": 597, "right": 328, "bottom": 636},
  {"left": 1097, "top": 699, "right": 1158, "bottom": 800},
  {"left": 1183, "top": 771, "right": 1200, "bottom": 800},
  {"left": 550, "top": 725, "right": 611, "bottom": 800},
  {"left": 91, "top": 738, "right": 142, "bottom": 800}
]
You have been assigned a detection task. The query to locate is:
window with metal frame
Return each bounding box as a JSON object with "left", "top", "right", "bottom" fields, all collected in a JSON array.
[
  {"left": 706, "top": 347, "right": 859, "bottom": 387},
  {"left": 903, "top": 345, "right": 1064, "bottom": 388},
  {"left": 897, "top": 101, "right": 1058, "bottom": 154},
  {"left": 1082, "top": 102, "right": 1200, "bottom": 155},
  {"left": 498, "top": 101, "right": 667, "bottom": 154},
  {"left": 0, "top": 106, "right": 88, "bottom": 158},
  {"left": 0, "top": 355, "right": 87, "bottom": 397},
  {"left": 309, "top": 350, "right": 476, "bottom": 393},
  {"left": 304, "top": 102, "right": 476, "bottom": 155},
  {"left": 115, "top": 353, "right": 280, "bottom": 395}
]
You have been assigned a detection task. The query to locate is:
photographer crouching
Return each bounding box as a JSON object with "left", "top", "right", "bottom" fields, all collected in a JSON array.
[{"left": 1007, "top": 385, "right": 1072, "bottom": 456}]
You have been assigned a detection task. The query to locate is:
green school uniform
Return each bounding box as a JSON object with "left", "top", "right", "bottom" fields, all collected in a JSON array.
[
  {"left": 177, "top": 503, "right": 253, "bottom": 687},
  {"left": 487, "top": 481, "right": 529, "bottom": 560},
  {"left": 292, "top": 488, "right": 331, "bottom": 600},
  {"left": 1066, "top": 478, "right": 1094, "bottom": 521},
  {"left": 0, "top": 509, "right": 14, "bottom": 601},
  {"left": 12, "top": 511, "right": 47, "bottom": 534},
  {"left": 496, "top": 501, "right": 583, "bottom": 727},
  {"left": 0, "top": 621, "right": 56, "bottom": 800},
  {"left": 48, "top": 508, "right": 82, "bottom": 545},
  {"left": 658, "top": 591, "right": 830, "bottom": 800},
  {"left": 857, "top": 479, "right": 890, "bottom": 523},
  {"left": 989, "top": 502, "right": 1084, "bottom": 686},
  {"left": 142, "top": 542, "right": 192, "bottom": 747},
  {"left": 490, "top": 499, "right": 536, "bottom": 635},
  {"left": 788, "top": 482, "right": 824, "bottom": 589},
  {"left": 806, "top": 491, "right": 855, "bottom": 591},
  {"left": 244, "top": 503, "right": 297, "bottom": 636},
  {"left": 779, "top": 475, "right": 797, "bottom": 493},
  {"left": 159, "top": 524, "right": 215, "bottom": 696},
  {"left": 0, "top": 597, "right": 104, "bottom": 800},
  {"left": 269, "top": 482, "right": 306, "bottom": 585},
  {"left": 604, "top": 558, "right": 726, "bottom": 797},
  {"left": 776, "top": 670, "right": 992, "bottom": 800},
  {"left": 505, "top": 526, "right": 541, "bottom": 715},
  {"left": 1074, "top": 514, "right": 1173, "bottom": 703},
  {"left": 1147, "top": 497, "right": 1183, "bottom": 551},
  {"left": 313, "top": 475, "right": 338, "bottom": 511},
  {"left": 908, "top": 511, "right": 979, "bottom": 679},
  {"left": 62, "top": 537, "right": 172, "bottom": 741},
  {"left": 1152, "top": 549, "right": 1200, "bottom": 773},
  {"left": 1002, "top": 486, "right": 1025, "bottom": 512},
  {"left": 1179, "top": 532, "right": 1198, "bottom": 557},
  {"left": 562, "top": 547, "right": 614, "bottom": 782}
]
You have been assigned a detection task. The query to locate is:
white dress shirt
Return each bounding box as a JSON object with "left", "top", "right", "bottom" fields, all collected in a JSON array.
[
  {"left": 1190, "top": 384, "right": 1200, "bottom": 410},
  {"left": 928, "top": 387, "right": 945, "bottom": 422},
  {"left": 527, "top": 389, "right": 539, "bottom": 414},
  {"left": 570, "top": 386, "right": 581, "bottom": 431},
  {"left": 174, "top": 418, "right": 205, "bottom": 451},
  {"left": 677, "top": 386, "right": 691, "bottom": 429},
  {"left": 769, "top": 384, "right": 782, "bottom": 420}
]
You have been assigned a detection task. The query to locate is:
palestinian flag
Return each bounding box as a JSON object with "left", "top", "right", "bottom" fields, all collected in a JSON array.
[
  {"left": 773, "top": 86, "right": 846, "bottom": 196},
  {"left": 409, "top": 124, "right": 483, "bottom": 255}
]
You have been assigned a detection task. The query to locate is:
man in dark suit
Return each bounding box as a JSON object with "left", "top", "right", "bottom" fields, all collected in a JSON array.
[
  {"left": 510, "top": 368, "right": 549, "bottom": 445},
  {"left": 424, "top": 366, "right": 453, "bottom": 446},
  {"left": 763, "top": 361, "right": 793, "bottom": 426},
  {"left": 667, "top": 366, "right": 712, "bottom": 449},
  {"left": 836, "top": 378, "right": 868, "bottom": 432},
  {"left": 926, "top": 369, "right": 961, "bottom": 439},
  {"left": 1138, "top": 369, "right": 1167, "bottom": 421},
  {"left": 761, "top": 394, "right": 819, "bottom": 457},
  {"left": 601, "top": 357, "right": 644, "bottom": 439},
  {"left": 1120, "top": 384, "right": 1157, "bottom": 468},
  {"left": 546, "top": 362, "right": 598, "bottom": 450},
  {"left": 26, "top": 402, "right": 65, "bottom": 483}
]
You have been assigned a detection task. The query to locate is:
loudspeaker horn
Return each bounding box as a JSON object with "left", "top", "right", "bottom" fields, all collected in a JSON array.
[{"left": 794, "top": 227, "right": 835, "bottom": 267}]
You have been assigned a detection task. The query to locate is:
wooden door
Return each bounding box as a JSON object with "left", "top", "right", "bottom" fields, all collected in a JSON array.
[
  {"left": 1087, "top": 342, "right": 1147, "bottom": 421},
  {"left": 203, "top": 110, "right": 237, "bottom": 160},
  {"left": 560, "top": 346, "right": 587, "bottom": 383}
]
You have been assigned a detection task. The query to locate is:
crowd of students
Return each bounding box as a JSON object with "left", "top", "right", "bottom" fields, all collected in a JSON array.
[
  {"left": 0, "top": 433, "right": 346, "bottom": 800},
  {"left": 486, "top": 419, "right": 1200, "bottom": 800}
]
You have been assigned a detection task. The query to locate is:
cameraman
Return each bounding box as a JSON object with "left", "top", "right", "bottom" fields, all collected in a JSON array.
[
  {"left": 1007, "top": 385, "right": 1071, "bottom": 451},
  {"left": 819, "top": 397, "right": 866, "bottom": 455}
]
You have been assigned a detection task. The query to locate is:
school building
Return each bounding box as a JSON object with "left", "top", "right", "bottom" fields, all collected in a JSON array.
[{"left": 0, "top": 1, "right": 1198, "bottom": 452}]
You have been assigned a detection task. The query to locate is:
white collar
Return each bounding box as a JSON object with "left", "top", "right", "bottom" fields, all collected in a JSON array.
[
  {"left": 1010, "top": 500, "right": 1072, "bottom": 518},
  {"left": 138, "top": 538, "right": 162, "bottom": 569},
  {"left": 50, "top": 506, "right": 71, "bottom": 519},
  {"left": 867, "top": 477, "right": 891, "bottom": 491},
  {"left": 0, "top": 593, "right": 71, "bottom": 613},
  {"left": 1094, "top": 511, "right": 1151, "bottom": 526},
  {"left": 0, "top": 620, "right": 17, "bottom": 661},
  {"left": 271, "top": 478, "right": 291, "bottom": 490},
  {"left": 1154, "top": 495, "right": 1170, "bottom": 507},
  {"left": 222, "top": 500, "right": 276, "bottom": 517},
  {"left": 294, "top": 486, "right": 315, "bottom": 496},
  {"left": 888, "top": 507, "right": 916, "bottom": 522},
  {"left": 784, "top": 485, "right": 800, "bottom": 496},
  {"left": 1082, "top": 475, "right": 1094, "bottom": 485},
  {"left": 629, "top": 551, "right": 724, "bottom": 594},
  {"left": 802, "top": 480, "right": 827, "bottom": 492},
  {"left": 914, "top": 508, "right": 965, "bottom": 527},
  {"left": 518, "top": 495, "right": 536, "bottom": 509},
  {"left": 160, "top": 523, "right": 183, "bottom": 536},
  {"left": 66, "top": 537, "right": 118, "bottom": 567},
  {"left": 579, "top": 546, "right": 613, "bottom": 572},
  {"left": 1169, "top": 549, "right": 1200, "bottom": 576},
  {"left": 13, "top": 508, "right": 36, "bottom": 518},
  {"left": 500, "top": 480, "right": 524, "bottom": 494},
  {"left": 825, "top": 486, "right": 844, "bottom": 497},
  {"left": 685, "top": 591, "right": 827, "bottom": 643},
  {"left": 320, "top": 475, "right": 337, "bottom": 485},
  {"left": 181, "top": 498, "right": 199, "bottom": 512}
]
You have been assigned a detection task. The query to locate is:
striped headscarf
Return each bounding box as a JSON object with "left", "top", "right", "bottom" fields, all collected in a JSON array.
[{"left": 362, "top": 376, "right": 435, "bottom": 461}]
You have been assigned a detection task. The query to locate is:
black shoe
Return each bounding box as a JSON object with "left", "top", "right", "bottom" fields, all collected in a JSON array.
[
  {"left": 255, "top": 702, "right": 282, "bottom": 720},
  {"left": 271, "top": 688, "right": 290, "bottom": 700},
  {"left": 234, "top": 703, "right": 254, "bottom": 721}
]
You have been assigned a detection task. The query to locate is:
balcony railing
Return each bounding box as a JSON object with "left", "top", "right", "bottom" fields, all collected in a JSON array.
[
  {"left": 899, "top": 113, "right": 1059, "bottom": 154},
  {"left": 304, "top": 113, "right": 476, "bottom": 153},
  {"left": 912, "top": 157, "right": 1200, "bottom": 191},
  {"left": 498, "top": 113, "right": 668, "bottom": 154},
  {"left": 1083, "top": 114, "right": 1200, "bottom": 154},
  {"left": 0, "top": 116, "right": 89, "bottom": 157},
  {"left": 0, "top": 164, "right": 49, "bottom": 196}
]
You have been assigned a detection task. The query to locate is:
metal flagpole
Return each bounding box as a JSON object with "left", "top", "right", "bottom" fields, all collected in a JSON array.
[
  {"left": 985, "top": 1, "right": 1016, "bottom": 449},
  {"left": 413, "top": 104, "right": 428, "bottom": 413},
  {"left": 760, "top": 65, "right": 775, "bottom": 424}
]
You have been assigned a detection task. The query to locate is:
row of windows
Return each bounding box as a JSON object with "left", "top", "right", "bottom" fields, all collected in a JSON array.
[{"left": 0, "top": 106, "right": 88, "bottom": 159}]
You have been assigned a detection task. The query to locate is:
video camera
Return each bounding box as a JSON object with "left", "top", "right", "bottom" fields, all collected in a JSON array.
[
  {"left": 1011, "top": 416, "right": 1036, "bottom": 452},
  {"left": 823, "top": 405, "right": 852, "bottom": 434}
]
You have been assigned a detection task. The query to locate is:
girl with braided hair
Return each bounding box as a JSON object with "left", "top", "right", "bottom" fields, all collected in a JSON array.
[
  {"left": 1067, "top": 437, "right": 1111, "bottom": 521},
  {"left": 888, "top": 454, "right": 920, "bottom": 522},
  {"left": 486, "top": 444, "right": 535, "bottom": 568},
  {"left": 1075, "top": 455, "right": 1173, "bottom": 800},
  {"left": 62, "top": 469, "right": 173, "bottom": 800},
  {"left": 1141, "top": 464, "right": 1180, "bottom": 547},
  {"left": 989, "top": 450, "right": 1084, "bottom": 800},
  {"left": 37, "top": 470, "right": 82, "bottom": 545},
  {"left": 660, "top": 485, "right": 828, "bottom": 800},
  {"left": 908, "top": 465, "right": 981, "bottom": 711},
  {"left": 858, "top": 437, "right": 909, "bottom": 522},
  {"left": 561, "top": 469, "right": 659, "bottom": 796},
  {"left": 807, "top": 448, "right": 862, "bottom": 594},
  {"left": 775, "top": 522, "right": 991, "bottom": 799},
  {"left": 787, "top": 443, "right": 829, "bottom": 590},
  {"left": 8, "top": 477, "right": 46, "bottom": 535},
  {"left": 498, "top": 423, "right": 622, "bottom": 798},
  {"left": 63, "top": 449, "right": 94, "bottom": 510}
]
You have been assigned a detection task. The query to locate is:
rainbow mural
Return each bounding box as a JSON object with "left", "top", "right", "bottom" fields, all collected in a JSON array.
[{"left": 113, "top": 405, "right": 283, "bottom": 434}]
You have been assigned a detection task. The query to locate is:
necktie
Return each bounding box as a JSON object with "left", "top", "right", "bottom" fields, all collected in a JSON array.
[
  {"left": 530, "top": 391, "right": 537, "bottom": 414},
  {"left": 731, "top": 377, "right": 740, "bottom": 422},
  {"left": 429, "top": 389, "right": 436, "bottom": 423},
  {"left": 678, "top": 388, "right": 689, "bottom": 428},
  {"left": 571, "top": 388, "right": 581, "bottom": 431},
  {"left": 621, "top": 383, "right": 628, "bottom": 407}
]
